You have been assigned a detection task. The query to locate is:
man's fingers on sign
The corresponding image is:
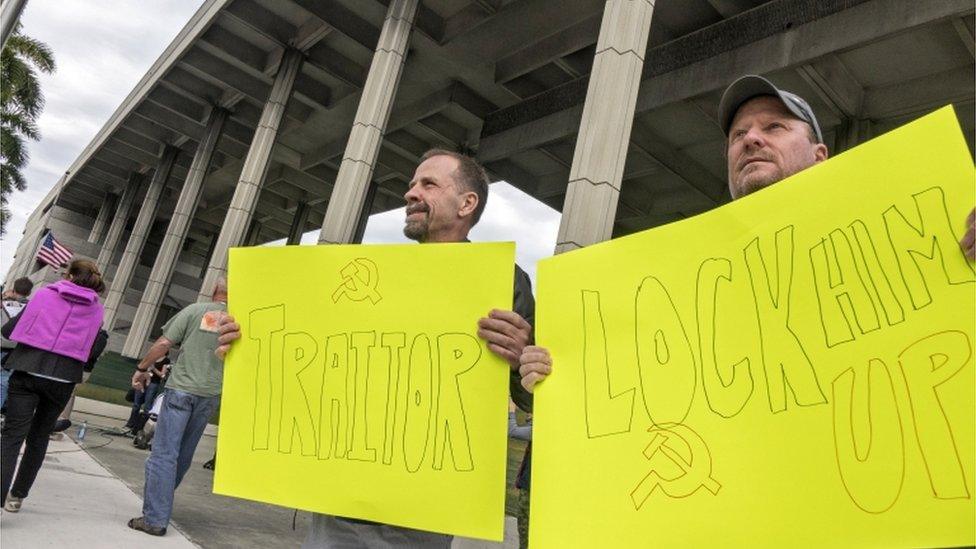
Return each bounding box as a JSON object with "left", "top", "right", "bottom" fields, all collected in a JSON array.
[
  {"left": 961, "top": 208, "right": 975, "bottom": 261},
  {"left": 519, "top": 345, "right": 552, "bottom": 393},
  {"left": 215, "top": 314, "right": 241, "bottom": 360},
  {"left": 477, "top": 309, "right": 532, "bottom": 369}
]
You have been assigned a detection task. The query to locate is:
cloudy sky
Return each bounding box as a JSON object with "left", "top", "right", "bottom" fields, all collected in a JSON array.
[{"left": 1, "top": 1, "right": 560, "bottom": 284}]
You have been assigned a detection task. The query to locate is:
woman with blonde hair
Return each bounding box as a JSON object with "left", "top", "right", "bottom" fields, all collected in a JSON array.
[{"left": 0, "top": 259, "right": 106, "bottom": 512}]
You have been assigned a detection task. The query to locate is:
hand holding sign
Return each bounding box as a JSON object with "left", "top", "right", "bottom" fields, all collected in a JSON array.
[
  {"left": 215, "top": 314, "right": 240, "bottom": 359},
  {"left": 518, "top": 345, "right": 552, "bottom": 392},
  {"left": 961, "top": 207, "right": 975, "bottom": 260},
  {"left": 477, "top": 309, "right": 532, "bottom": 370}
]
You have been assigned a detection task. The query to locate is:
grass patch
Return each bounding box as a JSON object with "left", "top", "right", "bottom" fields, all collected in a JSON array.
[
  {"left": 88, "top": 351, "right": 138, "bottom": 391},
  {"left": 75, "top": 383, "right": 129, "bottom": 407}
]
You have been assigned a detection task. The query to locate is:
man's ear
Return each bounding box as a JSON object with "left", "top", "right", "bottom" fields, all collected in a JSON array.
[
  {"left": 814, "top": 143, "right": 828, "bottom": 163},
  {"left": 457, "top": 191, "right": 479, "bottom": 219}
]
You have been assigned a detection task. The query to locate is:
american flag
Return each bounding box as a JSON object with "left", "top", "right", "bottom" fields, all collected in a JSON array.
[{"left": 36, "top": 232, "right": 73, "bottom": 268}]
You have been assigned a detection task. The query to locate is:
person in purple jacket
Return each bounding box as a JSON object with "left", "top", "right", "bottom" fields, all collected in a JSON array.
[{"left": 0, "top": 259, "right": 105, "bottom": 513}]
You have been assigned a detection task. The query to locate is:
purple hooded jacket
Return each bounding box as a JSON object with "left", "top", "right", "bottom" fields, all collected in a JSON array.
[{"left": 9, "top": 279, "right": 104, "bottom": 362}]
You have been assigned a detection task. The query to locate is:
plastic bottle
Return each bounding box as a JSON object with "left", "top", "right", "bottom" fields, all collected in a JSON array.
[{"left": 78, "top": 420, "right": 88, "bottom": 441}]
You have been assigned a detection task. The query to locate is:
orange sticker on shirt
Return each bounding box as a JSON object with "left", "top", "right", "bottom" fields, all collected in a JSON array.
[{"left": 199, "top": 311, "right": 222, "bottom": 333}]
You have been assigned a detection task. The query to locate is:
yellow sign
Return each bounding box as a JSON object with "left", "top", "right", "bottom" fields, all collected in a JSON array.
[
  {"left": 215, "top": 242, "right": 515, "bottom": 541},
  {"left": 532, "top": 107, "right": 975, "bottom": 548}
]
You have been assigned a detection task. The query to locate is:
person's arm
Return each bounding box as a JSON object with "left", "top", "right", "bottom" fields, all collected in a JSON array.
[
  {"left": 508, "top": 411, "right": 533, "bottom": 441},
  {"left": 131, "top": 336, "right": 174, "bottom": 390},
  {"left": 148, "top": 356, "right": 170, "bottom": 377},
  {"left": 1, "top": 309, "right": 22, "bottom": 339},
  {"left": 85, "top": 329, "right": 109, "bottom": 372}
]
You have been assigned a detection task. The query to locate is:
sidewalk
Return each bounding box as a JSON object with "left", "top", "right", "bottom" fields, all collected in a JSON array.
[
  {"left": 1, "top": 397, "right": 519, "bottom": 548},
  {"left": 0, "top": 434, "right": 198, "bottom": 548}
]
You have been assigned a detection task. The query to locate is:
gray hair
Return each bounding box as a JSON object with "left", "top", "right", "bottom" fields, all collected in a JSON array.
[{"left": 213, "top": 276, "right": 228, "bottom": 297}]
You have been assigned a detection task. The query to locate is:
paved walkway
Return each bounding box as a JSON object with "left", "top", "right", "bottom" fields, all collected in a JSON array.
[
  {"left": 0, "top": 434, "right": 198, "bottom": 548},
  {"left": 1, "top": 397, "right": 519, "bottom": 548}
]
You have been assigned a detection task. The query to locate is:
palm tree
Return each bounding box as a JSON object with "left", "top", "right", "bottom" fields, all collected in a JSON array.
[{"left": 1, "top": 23, "right": 54, "bottom": 236}]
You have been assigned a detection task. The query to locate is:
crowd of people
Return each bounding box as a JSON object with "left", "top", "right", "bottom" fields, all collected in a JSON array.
[{"left": 0, "top": 75, "right": 973, "bottom": 548}]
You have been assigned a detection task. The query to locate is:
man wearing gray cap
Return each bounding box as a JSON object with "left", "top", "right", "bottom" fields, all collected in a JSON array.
[
  {"left": 517, "top": 74, "right": 976, "bottom": 393},
  {"left": 718, "top": 74, "right": 828, "bottom": 200}
]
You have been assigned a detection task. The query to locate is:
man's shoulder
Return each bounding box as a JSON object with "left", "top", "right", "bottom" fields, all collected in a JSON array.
[{"left": 179, "top": 301, "right": 225, "bottom": 316}]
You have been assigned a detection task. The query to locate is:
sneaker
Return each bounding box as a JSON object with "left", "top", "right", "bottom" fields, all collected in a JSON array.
[
  {"left": 133, "top": 431, "right": 151, "bottom": 450},
  {"left": 5, "top": 496, "right": 23, "bottom": 512},
  {"left": 128, "top": 516, "right": 166, "bottom": 536},
  {"left": 51, "top": 419, "right": 72, "bottom": 433}
]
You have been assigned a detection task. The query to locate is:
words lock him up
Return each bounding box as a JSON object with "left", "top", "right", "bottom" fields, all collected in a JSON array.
[{"left": 580, "top": 187, "right": 974, "bottom": 512}]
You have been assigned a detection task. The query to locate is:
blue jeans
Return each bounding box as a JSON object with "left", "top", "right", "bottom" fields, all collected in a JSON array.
[
  {"left": 0, "top": 367, "right": 11, "bottom": 409},
  {"left": 142, "top": 389, "right": 218, "bottom": 528}
]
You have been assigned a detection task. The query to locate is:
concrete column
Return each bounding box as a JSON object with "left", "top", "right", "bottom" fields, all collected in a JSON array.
[
  {"left": 286, "top": 201, "right": 310, "bottom": 245},
  {"left": 102, "top": 146, "right": 178, "bottom": 330},
  {"left": 121, "top": 108, "right": 228, "bottom": 358},
  {"left": 318, "top": 0, "right": 418, "bottom": 245},
  {"left": 96, "top": 172, "right": 143, "bottom": 272},
  {"left": 245, "top": 219, "right": 262, "bottom": 246},
  {"left": 0, "top": 0, "right": 27, "bottom": 49},
  {"left": 554, "top": 0, "right": 654, "bottom": 254},
  {"left": 87, "top": 193, "right": 117, "bottom": 244},
  {"left": 197, "top": 48, "right": 303, "bottom": 301}
]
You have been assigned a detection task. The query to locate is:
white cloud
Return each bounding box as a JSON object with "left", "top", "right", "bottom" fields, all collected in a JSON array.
[{"left": 1, "top": 0, "right": 203, "bottom": 275}]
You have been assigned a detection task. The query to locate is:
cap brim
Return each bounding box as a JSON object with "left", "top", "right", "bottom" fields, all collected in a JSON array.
[{"left": 718, "top": 75, "right": 784, "bottom": 135}]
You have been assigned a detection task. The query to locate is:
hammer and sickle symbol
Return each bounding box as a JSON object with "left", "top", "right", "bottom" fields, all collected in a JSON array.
[
  {"left": 331, "top": 258, "right": 382, "bottom": 305},
  {"left": 630, "top": 423, "right": 721, "bottom": 510}
]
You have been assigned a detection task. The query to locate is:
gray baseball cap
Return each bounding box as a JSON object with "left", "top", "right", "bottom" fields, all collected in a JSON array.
[{"left": 718, "top": 75, "right": 823, "bottom": 143}]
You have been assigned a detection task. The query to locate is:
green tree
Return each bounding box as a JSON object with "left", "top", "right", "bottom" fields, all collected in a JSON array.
[{"left": 1, "top": 23, "right": 54, "bottom": 236}]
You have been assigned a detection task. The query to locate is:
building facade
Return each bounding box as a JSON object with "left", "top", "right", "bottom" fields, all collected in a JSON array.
[{"left": 5, "top": 0, "right": 974, "bottom": 357}]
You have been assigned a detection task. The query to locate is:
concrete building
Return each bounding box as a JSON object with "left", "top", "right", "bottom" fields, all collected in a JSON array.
[{"left": 4, "top": 0, "right": 973, "bottom": 357}]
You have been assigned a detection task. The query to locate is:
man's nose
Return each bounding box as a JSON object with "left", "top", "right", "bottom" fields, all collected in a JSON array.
[
  {"left": 404, "top": 185, "right": 419, "bottom": 202},
  {"left": 742, "top": 127, "right": 765, "bottom": 149}
]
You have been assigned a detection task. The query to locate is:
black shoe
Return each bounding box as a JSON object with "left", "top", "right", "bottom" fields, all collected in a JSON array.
[
  {"left": 51, "top": 419, "right": 72, "bottom": 433},
  {"left": 128, "top": 516, "right": 166, "bottom": 536},
  {"left": 133, "top": 431, "right": 151, "bottom": 450},
  {"left": 202, "top": 457, "right": 216, "bottom": 471}
]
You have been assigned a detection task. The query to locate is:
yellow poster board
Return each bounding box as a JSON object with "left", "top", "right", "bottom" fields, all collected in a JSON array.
[
  {"left": 532, "top": 106, "right": 975, "bottom": 548},
  {"left": 215, "top": 242, "right": 515, "bottom": 541}
]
